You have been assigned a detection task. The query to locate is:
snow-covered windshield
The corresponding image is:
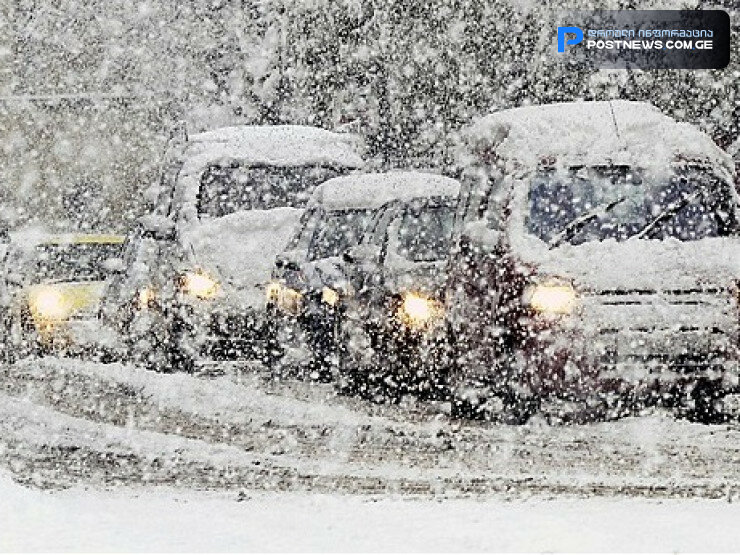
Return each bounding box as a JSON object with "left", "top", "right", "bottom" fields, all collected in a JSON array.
[
  {"left": 197, "top": 164, "right": 343, "bottom": 218},
  {"left": 527, "top": 166, "right": 738, "bottom": 245},
  {"left": 309, "top": 209, "right": 373, "bottom": 261},
  {"left": 31, "top": 243, "right": 124, "bottom": 283},
  {"left": 395, "top": 204, "right": 455, "bottom": 262}
]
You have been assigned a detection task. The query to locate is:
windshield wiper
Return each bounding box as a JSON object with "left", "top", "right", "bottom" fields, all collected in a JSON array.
[
  {"left": 629, "top": 188, "right": 705, "bottom": 241},
  {"left": 548, "top": 197, "right": 627, "bottom": 249}
]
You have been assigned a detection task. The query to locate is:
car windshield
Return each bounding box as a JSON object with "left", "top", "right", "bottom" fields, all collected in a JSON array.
[
  {"left": 197, "top": 164, "right": 343, "bottom": 218},
  {"left": 309, "top": 209, "right": 374, "bottom": 260},
  {"left": 394, "top": 204, "right": 455, "bottom": 262},
  {"left": 32, "top": 243, "right": 124, "bottom": 283},
  {"left": 526, "top": 166, "right": 738, "bottom": 245}
]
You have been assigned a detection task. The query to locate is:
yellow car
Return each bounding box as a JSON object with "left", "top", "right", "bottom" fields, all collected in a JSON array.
[{"left": 8, "top": 233, "right": 125, "bottom": 355}]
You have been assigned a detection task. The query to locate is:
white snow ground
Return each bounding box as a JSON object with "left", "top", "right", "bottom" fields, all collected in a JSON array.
[
  {"left": 3, "top": 472, "right": 740, "bottom": 551},
  {"left": 3, "top": 357, "right": 740, "bottom": 551}
]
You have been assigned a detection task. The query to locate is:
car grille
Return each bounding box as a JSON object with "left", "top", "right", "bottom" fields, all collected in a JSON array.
[{"left": 583, "top": 288, "right": 738, "bottom": 372}]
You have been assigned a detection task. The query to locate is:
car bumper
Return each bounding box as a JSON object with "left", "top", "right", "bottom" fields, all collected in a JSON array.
[
  {"left": 519, "top": 317, "right": 739, "bottom": 397},
  {"left": 174, "top": 303, "right": 271, "bottom": 360},
  {"left": 269, "top": 295, "right": 342, "bottom": 365}
]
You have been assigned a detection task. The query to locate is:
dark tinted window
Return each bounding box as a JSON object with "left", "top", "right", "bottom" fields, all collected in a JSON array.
[
  {"left": 33, "top": 243, "right": 124, "bottom": 282},
  {"left": 198, "top": 165, "right": 343, "bottom": 217}
]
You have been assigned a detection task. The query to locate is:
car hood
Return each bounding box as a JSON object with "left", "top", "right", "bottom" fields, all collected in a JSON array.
[
  {"left": 514, "top": 235, "right": 740, "bottom": 291},
  {"left": 181, "top": 208, "right": 303, "bottom": 310}
]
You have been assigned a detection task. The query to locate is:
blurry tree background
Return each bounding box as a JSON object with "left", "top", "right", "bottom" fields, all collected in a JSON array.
[{"left": 0, "top": 0, "right": 737, "bottom": 231}]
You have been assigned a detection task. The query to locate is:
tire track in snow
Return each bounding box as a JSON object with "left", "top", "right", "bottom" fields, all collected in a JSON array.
[{"left": 2, "top": 358, "right": 740, "bottom": 499}]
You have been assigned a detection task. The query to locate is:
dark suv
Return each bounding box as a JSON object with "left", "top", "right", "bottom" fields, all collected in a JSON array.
[{"left": 268, "top": 172, "right": 458, "bottom": 381}]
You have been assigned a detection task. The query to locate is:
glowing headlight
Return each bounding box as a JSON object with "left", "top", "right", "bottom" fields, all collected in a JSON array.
[
  {"left": 268, "top": 282, "right": 302, "bottom": 314},
  {"left": 526, "top": 283, "right": 577, "bottom": 314},
  {"left": 180, "top": 271, "right": 219, "bottom": 300},
  {"left": 137, "top": 286, "right": 156, "bottom": 310},
  {"left": 321, "top": 287, "right": 339, "bottom": 307},
  {"left": 398, "top": 292, "right": 442, "bottom": 328},
  {"left": 30, "top": 287, "right": 68, "bottom": 320},
  {"left": 266, "top": 281, "right": 281, "bottom": 303}
]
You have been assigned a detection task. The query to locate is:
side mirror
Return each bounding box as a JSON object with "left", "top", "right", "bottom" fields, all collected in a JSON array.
[{"left": 138, "top": 214, "right": 176, "bottom": 241}]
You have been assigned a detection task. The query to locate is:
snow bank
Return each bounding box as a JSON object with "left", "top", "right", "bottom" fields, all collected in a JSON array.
[
  {"left": 308, "top": 171, "right": 461, "bottom": 210},
  {"left": 3, "top": 475, "right": 740, "bottom": 552},
  {"left": 15, "top": 357, "right": 418, "bottom": 432}
]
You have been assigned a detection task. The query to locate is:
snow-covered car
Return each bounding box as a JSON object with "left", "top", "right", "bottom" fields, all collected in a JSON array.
[
  {"left": 447, "top": 100, "right": 740, "bottom": 424},
  {"left": 101, "top": 125, "right": 364, "bottom": 372},
  {"left": 5, "top": 233, "right": 125, "bottom": 358},
  {"left": 336, "top": 174, "right": 460, "bottom": 402},
  {"left": 267, "top": 171, "right": 457, "bottom": 381}
]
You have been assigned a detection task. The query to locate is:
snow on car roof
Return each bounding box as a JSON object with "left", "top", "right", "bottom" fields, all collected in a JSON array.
[
  {"left": 462, "top": 100, "right": 734, "bottom": 176},
  {"left": 308, "top": 171, "right": 460, "bottom": 210},
  {"left": 185, "top": 125, "right": 365, "bottom": 170},
  {"left": 173, "top": 125, "right": 365, "bottom": 219}
]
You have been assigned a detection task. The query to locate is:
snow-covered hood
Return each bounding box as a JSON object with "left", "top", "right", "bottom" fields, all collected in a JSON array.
[
  {"left": 180, "top": 208, "right": 302, "bottom": 310},
  {"left": 514, "top": 234, "right": 740, "bottom": 292}
]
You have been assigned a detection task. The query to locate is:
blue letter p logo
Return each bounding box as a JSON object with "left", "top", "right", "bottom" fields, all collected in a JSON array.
[{"left": 557, "top": 26, "right": 583, "bottom": 52}]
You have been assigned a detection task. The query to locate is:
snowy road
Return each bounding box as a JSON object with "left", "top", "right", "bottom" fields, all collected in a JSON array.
[
  {"left": 2, "top": 357, "right": 740, "bottom": 500},
  {"left": 5, "top": 475, "right": 740, "bottom": 551}
]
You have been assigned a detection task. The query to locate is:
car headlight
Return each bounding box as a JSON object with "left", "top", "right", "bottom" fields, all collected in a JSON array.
[
  {"left": 525, "top": 281, "right": 577, "bottom": 315},
  {"left": 321, "top": 287, "right": 339, "bottom": 307},
  {"left": 137, "top": 286, "right": 156, "bottom": 310},
  {"left": 29, "top": 287, "right": 68, "bottom": 320},
  {"left": 268, "top": 281, "right": 303, "bottom": 314},
  {"left": 266, "top": 281, "right": 282, "bottom": 303},
  {"left": 180, "top": 271, "right": 219, "bottom": 300},
  {"left": 398, "top": 292, "right": 443, "bottom": 328}
]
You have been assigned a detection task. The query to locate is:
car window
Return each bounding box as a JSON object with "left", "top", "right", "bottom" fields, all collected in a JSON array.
[
  {"left": 197, "top": 164, "right": 343, "bottom": 218},
  {"left": 526, "top": 166, "right": 738, "bottom": 244},
  {"left": 308, "top": 209, "right": 374, "bottom": 260},
  {"left": 391, "top": 204, "right": 455, "bottom": 262},
  {"left": 31, "top": 243, "right": 125, "bottom": 283},
  {"left": 285, "top": 208, "right": 319, "bottom": 251}
]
